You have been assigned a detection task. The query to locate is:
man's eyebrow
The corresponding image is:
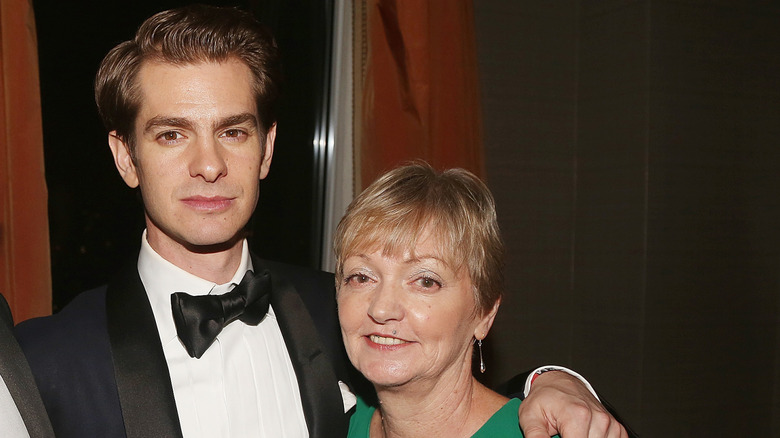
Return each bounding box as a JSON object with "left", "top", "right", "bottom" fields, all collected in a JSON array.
[
  {"left": 215, "top": 113, "right": 258, "bottom": 130},
  {"left": 142, "top": 113, "right": 258, "bottom": 134},
  {"left": 144, "top": 116, "right": 194, "bottom": 133}
]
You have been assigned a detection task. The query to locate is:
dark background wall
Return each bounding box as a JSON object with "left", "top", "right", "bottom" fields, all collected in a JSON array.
[
  {"left": 475, "top": 1, "right": 780, "bottom": 435},
  {"left": 34, "top": 0, "right": 780, "bottom": 434}
]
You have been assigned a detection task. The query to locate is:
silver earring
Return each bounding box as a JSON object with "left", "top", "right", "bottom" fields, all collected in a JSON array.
[{"left": 478, "top": 339, "right": 485, "bottom": 373}]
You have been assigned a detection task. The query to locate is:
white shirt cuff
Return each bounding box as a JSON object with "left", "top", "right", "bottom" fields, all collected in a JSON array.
[{"left": 523, "top": 365, "right": 600, "bottom": 401}]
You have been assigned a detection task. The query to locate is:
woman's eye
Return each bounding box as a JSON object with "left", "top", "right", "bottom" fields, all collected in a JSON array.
[
  {"left": 345, "top": 274, "right": 371, "bottom": 285},
  {"left": 416, "top": 277, "right": 441, "bottom": 289}
]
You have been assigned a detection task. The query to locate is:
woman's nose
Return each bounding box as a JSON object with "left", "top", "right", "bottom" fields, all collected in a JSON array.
[{"left": 367, "top": 283, "right": 404, "bottom": 324}]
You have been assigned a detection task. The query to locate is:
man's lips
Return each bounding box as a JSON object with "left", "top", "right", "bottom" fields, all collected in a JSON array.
[{"left": 181, "top": 196, "right": 235, "bottom": 211}]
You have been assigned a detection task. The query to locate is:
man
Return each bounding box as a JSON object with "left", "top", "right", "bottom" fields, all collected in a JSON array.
[
  {"left": 0, "top": 294, "right": 54, "bottom": 438},
  {"left": 16, "top": 5, "right": 627, "bottom": 438}
]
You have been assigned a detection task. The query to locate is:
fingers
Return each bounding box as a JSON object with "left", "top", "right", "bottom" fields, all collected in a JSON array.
[
  {"left": 521, "top": 426, "right": 556, "bottom": 438},
  {"left": 587, "top": 407, "right": 613, "bottom": 437},
  {"left": 591, "top": 415, "right": 628, "bottom": 438},
  {"left": 556, "top": 401, "right": 596, "bottom": 438},
  {"left": 517, "top": 370, "right": 630, "bottom": 438},
  {"left": 557, "top": 404, "right": 628, "bottom": 438},
  {"left": 517, "top": 403, "right": 556, "bottom": 438},
  {"left": 590, "top": 407, "right": 629, "bottom": 438},
  {"left": 603, "top": 417, "right": 629, "bottom": 438}
]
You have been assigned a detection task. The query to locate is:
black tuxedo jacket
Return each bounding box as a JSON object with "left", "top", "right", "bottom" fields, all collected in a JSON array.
[
  {"left": 15, "top": 256, "right": 353, "bottom": 438},
  {"left": 0, "top": 294, "right": 55, "bottom": 437}
]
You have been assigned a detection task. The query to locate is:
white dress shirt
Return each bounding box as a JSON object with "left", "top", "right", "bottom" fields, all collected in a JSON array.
[
  {"left": 138, "top": 233, "right": 309, "bottom": 438},
  {"left": 0, "top": 375, "right": 30, "bottom": 438},
  {"left": 523, "top": 366, "right": 600, "bottom": 401}
]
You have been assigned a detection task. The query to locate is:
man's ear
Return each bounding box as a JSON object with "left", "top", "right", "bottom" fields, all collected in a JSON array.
[
  {"left": 259, "top": 123, "right": 276, "bottom": 180},
  {"left": 108, "top": 132, "right": 139, "bottom": 188},
  {"left": 475, "top": 298, "right": 501, "bottom": 341}
]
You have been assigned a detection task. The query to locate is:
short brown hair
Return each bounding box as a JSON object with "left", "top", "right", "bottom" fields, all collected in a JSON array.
[
  {"left": 95, "top": 4, "right": 282, "bottom": 149},
  {"left": 334, "top": 163, "right": 504, "bottom": 315}
]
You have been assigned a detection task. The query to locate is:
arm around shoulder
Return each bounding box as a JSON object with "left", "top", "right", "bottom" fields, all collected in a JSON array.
[{"left": 498, "top": 367, "right": 638, "bottom": 438}]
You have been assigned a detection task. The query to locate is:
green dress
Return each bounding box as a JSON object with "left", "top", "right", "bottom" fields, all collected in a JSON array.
[{"left": 347, "top": 395, "right": 525, "bottom": 437}]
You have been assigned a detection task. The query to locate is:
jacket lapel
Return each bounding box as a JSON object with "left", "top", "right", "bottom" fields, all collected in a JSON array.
[
  {"left": 104, "top": 257, "right": 348, "bottom": 438},
  {"left": 0, "top": 296, "right": 55, "bottom": 437},
  {"left": 262, "top": 262, "right": 349, "bottom": 438},
  {"left": 105, "top": 262, "right": 183, "bottom": 438}
]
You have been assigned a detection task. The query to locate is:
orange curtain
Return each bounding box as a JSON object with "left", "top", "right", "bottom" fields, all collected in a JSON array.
[
  {"left": 0, "top": 0, "right": 52, "bottom": 322},
  {"left": 357, "top": 0, "right": 484, "bottom": 188}
]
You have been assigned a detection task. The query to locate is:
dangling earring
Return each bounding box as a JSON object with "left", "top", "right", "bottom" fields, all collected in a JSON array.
[{"left": 478, "top": 339, "right": 486, "bottom": 373}]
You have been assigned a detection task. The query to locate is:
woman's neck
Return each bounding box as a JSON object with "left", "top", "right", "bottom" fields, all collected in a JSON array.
[{"left": 370, "top": 365, "right": 506, "bottom": 438}]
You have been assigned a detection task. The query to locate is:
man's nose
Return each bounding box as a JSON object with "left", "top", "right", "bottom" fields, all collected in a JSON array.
[{"left": 189, "top": 137, "right": 227, "bottom": 182}]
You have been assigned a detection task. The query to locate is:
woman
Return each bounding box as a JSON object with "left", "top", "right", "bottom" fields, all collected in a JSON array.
[{"left": 334, "top": 163, "right": 522, "bottom": 437}]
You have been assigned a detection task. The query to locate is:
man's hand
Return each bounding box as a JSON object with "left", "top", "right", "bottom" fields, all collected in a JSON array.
[{"left": 518, "top": 371, "right": 628, "bottom": 438}]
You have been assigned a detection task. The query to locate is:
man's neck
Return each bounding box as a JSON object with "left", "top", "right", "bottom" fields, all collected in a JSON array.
[{"left": 145, "top": 232, "right": 245, "bottom": 284}]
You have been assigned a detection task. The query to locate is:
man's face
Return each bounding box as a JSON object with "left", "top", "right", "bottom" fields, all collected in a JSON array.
[{"left": 108, "top": 59, "right": 274, "bottom": 258}]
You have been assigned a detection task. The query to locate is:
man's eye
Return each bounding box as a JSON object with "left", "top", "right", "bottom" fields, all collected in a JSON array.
[
  {"left": 221, "top": 129, "right": 247, "bottom": 140},
  {"left": 158, "top": 132, "right": 182, "bottom": 142}
]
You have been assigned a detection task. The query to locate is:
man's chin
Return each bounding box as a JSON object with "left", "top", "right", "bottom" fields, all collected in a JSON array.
[
  {"left": 179, "top": 232, "right": 246, "bottom": 254},
  {"left": 145, "top": 217, "right": 250, "bottom": 256}
]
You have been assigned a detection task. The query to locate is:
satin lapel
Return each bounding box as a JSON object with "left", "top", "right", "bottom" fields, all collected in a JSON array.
[
  {"left": 0, "top": 300, "right": 55, "bottom": 437},
  {"left": 106, "top": 263, "right": 184, "bottom": 438},
  {"left": 261, "top": 262, "right": 348, "bottom": 438}
]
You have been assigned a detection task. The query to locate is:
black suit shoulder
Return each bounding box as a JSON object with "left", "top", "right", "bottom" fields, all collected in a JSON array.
[
  {"left": 15, "top": 286, "right": 107, "bottom": 346},
  {"left": 14, "top": 287, "right": 124, "bottom": 438},
  {"left": 15, "top": 287, "right": 111, "bottom": 378}
]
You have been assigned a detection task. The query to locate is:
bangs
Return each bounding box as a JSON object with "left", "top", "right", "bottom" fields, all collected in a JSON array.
[
  {"left": 333, "top": 163, "right": 503, "bottom": 316},
  {"left": 337, "top": 195, "right": 470, "bottom": 277}
]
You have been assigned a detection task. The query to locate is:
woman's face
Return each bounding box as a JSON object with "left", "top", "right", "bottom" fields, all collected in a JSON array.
[{"left": 337, "top": 229, "right": 498, "bottom": 389}]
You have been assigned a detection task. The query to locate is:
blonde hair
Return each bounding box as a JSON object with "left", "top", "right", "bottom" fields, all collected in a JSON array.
[{"left": 334, "top": 163, "right": 504, "bottom": 315}]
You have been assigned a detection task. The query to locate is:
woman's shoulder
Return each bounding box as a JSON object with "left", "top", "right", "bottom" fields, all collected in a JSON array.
[
  {"left": 472, "top": 398, "right": 562, "bottom": 438},
  {"left": 347, "top": 395, "right": 376, "bottom": 438},
  {"left": 471, "top": 398, "right": 524, "bottom": 438}
]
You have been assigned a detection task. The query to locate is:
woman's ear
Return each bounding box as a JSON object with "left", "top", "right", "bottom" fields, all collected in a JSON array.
[{"left": 474, "top": 298, "right": 501, "bottom": 340}]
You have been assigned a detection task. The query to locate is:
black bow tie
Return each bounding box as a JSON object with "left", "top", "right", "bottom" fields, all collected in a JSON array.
[{"left": 171, "top": 269, "right": 271, "bottom": 358}]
